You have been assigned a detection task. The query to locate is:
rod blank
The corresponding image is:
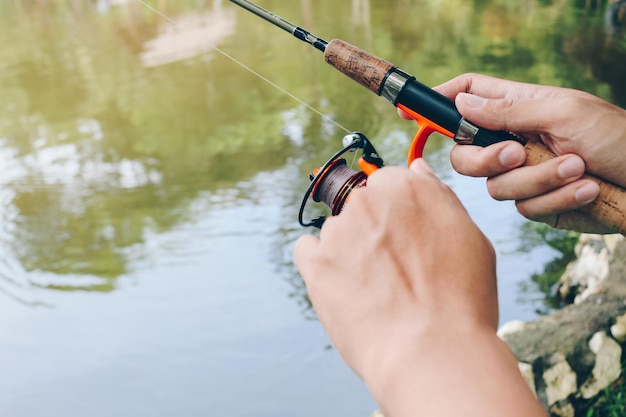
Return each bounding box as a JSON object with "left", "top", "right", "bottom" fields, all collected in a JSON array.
[{"left": 229, "top": 0, "right": 328, "bottom": 51}]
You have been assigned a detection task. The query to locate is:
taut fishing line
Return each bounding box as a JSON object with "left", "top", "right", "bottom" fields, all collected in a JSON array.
[{"left": 134, "top": 0, "right": 351, "bottom": 133}]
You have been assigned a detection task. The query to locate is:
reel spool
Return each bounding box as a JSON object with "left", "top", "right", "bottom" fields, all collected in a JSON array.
[
  {"left": 299, "top": 132, "right": 383, "bottom": 228},
  {"left": 310, "top": 159, "right": 368, "bottom": 216}
]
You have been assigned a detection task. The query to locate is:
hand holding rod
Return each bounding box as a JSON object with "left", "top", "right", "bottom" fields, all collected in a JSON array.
[
  {"left": 229, "top": 0, "right": 626, "bottom": 235},
  {"left": 323, "top": 39, "right": 626, "bottom": 234}
]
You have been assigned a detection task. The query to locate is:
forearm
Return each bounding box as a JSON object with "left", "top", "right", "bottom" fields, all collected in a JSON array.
[{"left": 366, "top": 327, "right": 548, "bottom": 417}]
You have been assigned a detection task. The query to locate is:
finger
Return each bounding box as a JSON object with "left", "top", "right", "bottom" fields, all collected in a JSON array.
[
  {"left": 293, "top": 234, "right": 320, "bottom": 277},
  {"left": 515, "top": 179, "right": 601, "bottom": 220},
  {"left": 486, "top": 155, "right": 593, "bottom": 201},
  {"left": 407, "top": 159, "right": 467, "bottom": 215},
  {"left": 366, "top": 164, "right": 441, "bottom": 200},
  {"left": 316, "top": 205, "right": 365, "bottom": 249},
  {"left": 450, "top": 141, "right": 526, "bottom": 178},
  {"left": 454, "top": 93, "right": 576, "bottom": 136},
  {"left": 409, "top": 157, "right": 437, "bottom": 177},
  {"left": 363, "top": 165, "right": 409, "bottom": 189},
  {"left": 397, "top": 107, "right": 413, "bottom": 120}
]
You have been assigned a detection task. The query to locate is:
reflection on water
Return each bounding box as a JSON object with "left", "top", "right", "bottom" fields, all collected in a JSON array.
[
  {"left": 0, "top": 1, "right": 624, "bottom": 416},
  {"left": 0, "top": 0, "right": 298, "bottom": 302},
  {"left": 140, "top": 8, "right": 236, "bottom": 67}
]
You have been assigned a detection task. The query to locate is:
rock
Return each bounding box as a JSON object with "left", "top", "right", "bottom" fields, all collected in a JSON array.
[
  {"left": 501, "top": 291, "right": 626, "bottom": 367},
  {"left": 604, "top": 233, "right": 624, "bottom": 255},
  {"left": 549, "top": 401, "right": 575, "bottom": 417},
  {"left": 610, "top": 312, "right": 626, "bottom": 342},
  {"left": 557, "top": 234, "right": 611, "bottom": 304},
  {"left": 497, "top": 320, "right": 527, "bottom": 338},
  {"left": 497, "top": 233, "right": 626, "bottom": 415},
  {"left": 579, "top": 331, "right": 622, "bottom": 399},
  {"left": 542, "top": 353, "right": 578, "bottom": 406},
  {"left": 518, "top": 362, "right": 537, "bottom": 396}
]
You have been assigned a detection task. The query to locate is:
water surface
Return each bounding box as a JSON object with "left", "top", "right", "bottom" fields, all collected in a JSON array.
[{"left": 0, "top": 1, "right": 624, "bottom": 416}]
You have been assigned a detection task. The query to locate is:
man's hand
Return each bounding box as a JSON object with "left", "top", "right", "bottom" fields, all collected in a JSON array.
[
  {"left": 294, "top": 160, "right": 546, "bottom": 417},
  {"left": 402, "top": 73, "right": 626, "bottom": 233}
]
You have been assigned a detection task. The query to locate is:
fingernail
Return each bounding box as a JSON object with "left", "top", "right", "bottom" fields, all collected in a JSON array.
[
  {"left": 458, "top": 93, "right": 487, "bottom": 108},
  {"left": 499, "top": 144, "right": 525, "bottom": 167},
  {"left": 575, "top": 182, "right": 600, "bottom": 204},
  {"left": 557, "top": 157, "right": 585, "bottom": 179}
]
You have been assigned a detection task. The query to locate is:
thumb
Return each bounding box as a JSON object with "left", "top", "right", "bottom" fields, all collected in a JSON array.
[{"left": 455, "top": 93, "right": 549, "bottom": 133}]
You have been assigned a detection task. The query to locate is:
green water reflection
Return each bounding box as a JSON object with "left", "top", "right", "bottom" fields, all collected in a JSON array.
[{"left": 0, "top": 1, "right": 624, "bottom": 300}]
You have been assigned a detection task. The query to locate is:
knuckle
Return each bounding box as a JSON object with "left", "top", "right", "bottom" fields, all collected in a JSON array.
[
  {"left": 368, "top": 166, "right": 412, "bottom": 191},
  {"left": 318, "top": 214, "right": 343, "bottom": 240},
  {"left": 499, "top": 98, "right": 516, "bottom": 111}
]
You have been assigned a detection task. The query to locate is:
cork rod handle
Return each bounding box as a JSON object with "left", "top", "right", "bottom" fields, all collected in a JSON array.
[
  {"left": 324, "top": 39, "right": 393, "bottom": 95},
  {"left": 524, "top": 142, "right": 626, "bottom": 234}
]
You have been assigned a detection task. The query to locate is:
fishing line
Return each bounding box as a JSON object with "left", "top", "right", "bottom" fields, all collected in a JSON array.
[{"left": 134, "top": 0, "right": 351, "bottom": 133}]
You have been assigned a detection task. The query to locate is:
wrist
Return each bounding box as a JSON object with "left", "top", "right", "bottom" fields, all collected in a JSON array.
[
  {"left": 364, "top": 325, "right": 545, "bottom": 417},
  {"left": 362, "top": 323, "right": 492, "bottom": 402}
]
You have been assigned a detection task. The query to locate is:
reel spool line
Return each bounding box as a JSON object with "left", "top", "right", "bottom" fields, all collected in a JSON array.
[{"left": 299, "top": 132, "right": 383, "bottom": 228}]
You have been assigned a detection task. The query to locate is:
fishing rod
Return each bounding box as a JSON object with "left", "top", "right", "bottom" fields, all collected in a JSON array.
[
  {"left": 229, "top": 0, "right": 507, "bottom": 156},
  {"left": 230, "top": 0, "right": 626, "bottom": 234}
]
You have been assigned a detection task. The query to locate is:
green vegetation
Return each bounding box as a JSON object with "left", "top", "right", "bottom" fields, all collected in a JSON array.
[{"left": 581, "top": 369, "right": 626, "bottom": 417}]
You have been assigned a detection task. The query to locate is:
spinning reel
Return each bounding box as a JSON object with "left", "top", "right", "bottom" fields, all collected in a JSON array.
[{"left": 298, "top": 132, "right": 384, "bottom": 228}]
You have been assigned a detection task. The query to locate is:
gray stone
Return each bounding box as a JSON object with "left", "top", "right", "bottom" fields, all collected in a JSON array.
[
  {"left": 557, "top": 234, "right": 611, "bottom": 304},
  {"left": 610, "top": 312, "right": 626, "bottom": 342},
  {"left": 543, "top": 353, "right": 577, "bottom": 406},
  {"left": 497, "top": 320, "right": 527, "bottom": 338},
  {"left": 549, "top": 401, "right": 575, "bottom": 417},
  {"left": 499, "top": 233, "right": 626, "bottom": 414},
  {"left": 518, "top": 362, "right": 537, "bottom": 397},
  {"left": 579, "top": 331, "right": 622, "bottom": 399}
]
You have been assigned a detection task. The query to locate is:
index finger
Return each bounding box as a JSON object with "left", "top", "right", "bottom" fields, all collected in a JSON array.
[{"left": 450, "top": 141, "right": 527, "bottom": 178}]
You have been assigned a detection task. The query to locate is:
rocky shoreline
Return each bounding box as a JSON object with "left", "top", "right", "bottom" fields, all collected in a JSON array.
[{"left": 499, "top": 233, "right": 626, "bottom": 416}]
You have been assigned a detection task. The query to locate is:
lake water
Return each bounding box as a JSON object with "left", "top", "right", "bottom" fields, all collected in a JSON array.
[{"left": 0, "top": 1, "right": 624, "bottom": 416}]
